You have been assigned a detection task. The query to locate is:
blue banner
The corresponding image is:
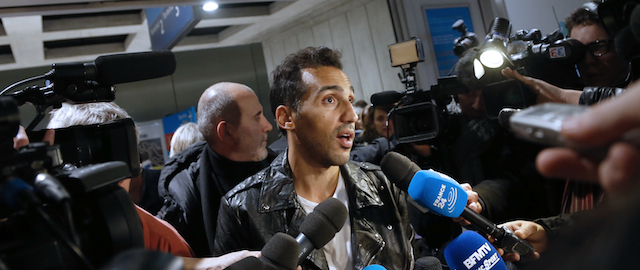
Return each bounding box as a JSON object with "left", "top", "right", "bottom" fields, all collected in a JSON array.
[
  {"left": 425, "top": 7, "right": 474, "bottom": 77},
  {"left": 162, "top": 106, "right": 197, "bottom": 154}
]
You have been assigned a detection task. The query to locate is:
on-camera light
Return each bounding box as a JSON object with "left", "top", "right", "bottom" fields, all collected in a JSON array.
[{"left": 203, "top": 2, "right": 219, "bottom": 11}]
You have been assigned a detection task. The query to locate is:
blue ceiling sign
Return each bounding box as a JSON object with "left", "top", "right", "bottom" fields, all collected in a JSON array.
[{"left": 146, "top": 6, "right": 201, "bottom": 51}]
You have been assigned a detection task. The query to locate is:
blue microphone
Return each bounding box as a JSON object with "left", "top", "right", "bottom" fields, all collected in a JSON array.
[
  {"left": 407, "top": 170, "right": 468, "bottom": 218},
  {"left": 380, "top": 152, "right": 535, "bottom": 258},
  {"left": 444, "top": 231, "right": 507, "bottom": 270}
]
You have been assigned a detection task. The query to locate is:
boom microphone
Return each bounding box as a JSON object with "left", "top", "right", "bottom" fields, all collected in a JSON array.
[
  {"left": 371, "top": 90, "right": 404, "bottom": 106},
  {"left": 48, "top": 51, "right": 177, "bottom": 86},
  {"left": 297, "top": 198, "right": 348, "bottom": 264},
  {"left": 260, "top": 232, "right": 300, "bottom": 270},
  {"left": 380, "top": 152, "right": 534, "bottom": 258},
  {"left": 444, "top": 231, "right": 507, "bottom": 270}
]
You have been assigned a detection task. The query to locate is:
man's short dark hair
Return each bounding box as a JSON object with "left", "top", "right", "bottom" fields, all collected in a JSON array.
[
  {"left": 565, "top": 1, "right": 603, "bottom": 35},
  {"left": 269, "top": 46, "right": 343, "bottom": 119},
  {"left": 454, "top": 48, "right": 484, "bottom": 91}
]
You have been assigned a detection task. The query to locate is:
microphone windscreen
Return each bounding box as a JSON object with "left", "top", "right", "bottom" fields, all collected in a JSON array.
[
  {"left": 363, "top": 264, "right": 387, "bottom": 270},
  {"left": 415, "top": 256, "right": 443, "bottom": 270},
  {"left": 370, "top": 90, "right": 403, "bottom": 106},
  {"left": 260, "top": 232, "right": 299, "bottom": 270},
  {"left": 444, "top": 231, "right": 507, "bottom": 270},
  {"left": 407, "top": 170, "right": 467, "bottom": 218},
  {"left": 224, "top": 256, "right": 262, "bottom": 270},
  {"left": 94, "top": 51, "right": 176, "bottom": 85},
  {"left": 380, "top": 152, "right": 421, "bottom": 191},
  {"left": 299, "top": 198, "right": 348, "bottom": 248},
  {"left": 498, "top": 108, "right": 519, "bottom": 129}
]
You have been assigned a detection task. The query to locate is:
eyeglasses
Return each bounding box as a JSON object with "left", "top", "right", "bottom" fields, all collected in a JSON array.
[{"left": 585, "top": 39, "right": 613, "bottom": 57}]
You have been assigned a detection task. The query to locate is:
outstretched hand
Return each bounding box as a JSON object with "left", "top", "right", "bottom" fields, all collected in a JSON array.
[
  {"left": 501, "top": 67, "right": 582, "bottom": 104},
  {"left": 452, "top": 183, "right": 482, "bottom": 226},
  {"left": 495, "top": 221, "right": 545, "bottom": 262}
]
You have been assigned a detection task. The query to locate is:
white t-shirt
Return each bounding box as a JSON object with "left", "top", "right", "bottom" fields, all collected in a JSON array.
[{"left": 297, "top": 172, "right": 353, "bottom": 270}]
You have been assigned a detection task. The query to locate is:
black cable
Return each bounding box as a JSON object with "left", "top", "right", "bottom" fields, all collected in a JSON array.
[
  {"left": 33, "top": 205, "right": 95, "bottom": 270},
  {"left": 0, "top": 73, "right": 49, "bottom": 96},
  {"left": 62, "top": 201, "right": 81, "bottom": 247}
]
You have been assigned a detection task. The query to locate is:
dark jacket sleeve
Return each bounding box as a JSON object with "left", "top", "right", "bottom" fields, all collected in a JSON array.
[
  {"left": 534, "top": 211, "right": 591, "bottom": 239},
  {"left": 472, "top": 178, "right": 515, "bottom": 221},
  {"left": 350, "top": 138, "right": 397, "bottom": 165},
  {"left": 212, "top": 196, "right": 252, "bottom": 256}
]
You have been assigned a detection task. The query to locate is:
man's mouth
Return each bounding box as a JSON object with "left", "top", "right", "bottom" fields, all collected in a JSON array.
[{"left": 337, "top": 130, "right": 354, "bottom": 148}]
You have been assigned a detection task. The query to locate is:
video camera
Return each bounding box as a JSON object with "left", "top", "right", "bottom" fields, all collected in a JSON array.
[
  {"left": 371, "top": 38, "right": 468, "bottom": 144},
  {"left": 0, "top": 51, "right": 176, "bottom": 270},
  {"left": 474, "top": 17, "right": 587, "bottom": 118},
  {"left": 452, "top": 19, "right": 479, "bottom": 57}
]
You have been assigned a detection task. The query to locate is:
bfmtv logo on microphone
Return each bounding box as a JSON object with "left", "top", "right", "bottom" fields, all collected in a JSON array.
[{"left": 444, "top": 231, "right": 507, "bottom": 270}]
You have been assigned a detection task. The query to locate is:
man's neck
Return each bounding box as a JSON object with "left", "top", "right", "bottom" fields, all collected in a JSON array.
[{"left": 288, "top": 143, "right": 341, "bottom": 203}]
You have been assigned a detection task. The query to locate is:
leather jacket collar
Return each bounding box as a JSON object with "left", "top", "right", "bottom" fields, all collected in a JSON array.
[{"left": 256, "top": 150, "right": 384, "bottom": 215}]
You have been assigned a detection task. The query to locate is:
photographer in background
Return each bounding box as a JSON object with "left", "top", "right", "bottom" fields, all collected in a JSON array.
[
  {"left": 43, "top": 102, "right": 262, "bottom": 270},
  {"left": 567, "top": 1, "right": 631, "bottom": 88},
  {"left": 47, "top": 102, "right": 194, "bottom": 258}
]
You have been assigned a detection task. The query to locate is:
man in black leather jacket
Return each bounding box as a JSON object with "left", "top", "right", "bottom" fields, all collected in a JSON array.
[
  {"left": 213, "top": 47, "right": 414, "bottom": 270},
  {"left": 156, "top": 82, "right": 276, "bottom": 257}
]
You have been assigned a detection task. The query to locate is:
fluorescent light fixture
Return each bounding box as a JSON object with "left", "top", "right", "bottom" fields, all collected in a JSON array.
[{"left": 203, "top": 2, "right": 219, "bottom": 11}]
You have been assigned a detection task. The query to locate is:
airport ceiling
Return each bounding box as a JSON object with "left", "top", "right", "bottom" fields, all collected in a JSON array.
[{"left": 0, "top": 0, "right": 330, "bottom": 71}]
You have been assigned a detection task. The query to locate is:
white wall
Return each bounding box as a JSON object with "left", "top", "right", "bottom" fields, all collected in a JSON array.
[
  {"left": 504, "top": 0, "right": 588, "bottom": 35},
  {"left": 258, "top": 0, "right": 404, "bottom": 103}
]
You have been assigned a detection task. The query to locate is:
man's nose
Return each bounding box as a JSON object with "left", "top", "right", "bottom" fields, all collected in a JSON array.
[
  {"left": 262, "top": 116, "right": 273, "bottom": 132},
  {"left": 344, "top": 104, "right": 358, "bottom": 123}
]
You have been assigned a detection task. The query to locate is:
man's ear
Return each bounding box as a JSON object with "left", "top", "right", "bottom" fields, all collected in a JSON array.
[
  {"left": 275, "top": 105, "right": 295, "bottom": 131},
  {"left": 215, "top": 121, "right": 230, "bottom": 142}
]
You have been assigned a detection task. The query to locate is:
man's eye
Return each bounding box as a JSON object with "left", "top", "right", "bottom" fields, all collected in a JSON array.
[{"left": 325, "top": 96, "right": 335, "bottom": 103}]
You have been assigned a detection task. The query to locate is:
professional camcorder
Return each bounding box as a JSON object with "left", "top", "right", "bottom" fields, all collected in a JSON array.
[
  {"left": 0, "top": 51, "right": 176, "bottom": 270},
  {"left": 474, "top": 17, "right": 587, "bottom": 118},
  {"left": 371, "top": 38, "right": 468, "bottom": 144},
  {"left": 452, "top": 19, "right": 479, "bottom": 57}
]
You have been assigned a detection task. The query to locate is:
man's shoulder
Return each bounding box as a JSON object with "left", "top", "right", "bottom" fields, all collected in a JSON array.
[
  {"left": 158, "top": 142, "right": 207, "bottom": 197},
  {"left": 345, "top": 160, "right": 386, "bottom": 181},
  {"left": 160, "top": 142, "right": 207, "bottom": 179}
]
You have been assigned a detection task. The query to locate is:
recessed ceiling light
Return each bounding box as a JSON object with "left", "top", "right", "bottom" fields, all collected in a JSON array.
[{"left": 203, "top": 2, "right": 219, "bottom": 11}]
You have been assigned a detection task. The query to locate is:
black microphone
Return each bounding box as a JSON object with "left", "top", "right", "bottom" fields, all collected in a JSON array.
[
  {"left": 497, "top": 108, "right": 520, "bottom": 130},
  {"left": 297, "top": 198, "right": 348, "bottom": 265},
  {"left": 415, "top": 256, "right": 443, "bottom": 270},
  {"left": 224, "top": 256, "right": 263, "bottom": 270},
  {"left": 48, "top": 51, "right": 176, "bottom": 86},
  {"left": 260, "top": 232, "right": 300, "bottom": 270},
  {"left": 371, "top": 90, "right": 403, "bottom": 106},
  {"left": 380, "top": 152, "right": 535, "bottom": 258}
]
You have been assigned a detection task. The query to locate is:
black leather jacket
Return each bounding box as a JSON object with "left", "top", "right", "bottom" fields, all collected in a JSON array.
[
  {"left": 157, "top": 142, "right": 275, "bottom": 256},
  {"left": 213, "top": 151, "right": 414, "bottom": 270}
]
